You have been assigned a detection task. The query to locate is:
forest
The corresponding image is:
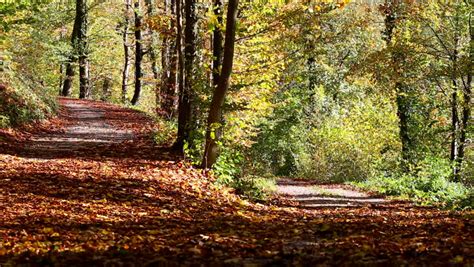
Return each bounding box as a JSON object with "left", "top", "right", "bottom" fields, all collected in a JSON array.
[{"left": 0, "top": 0, "right": 473, "bottom": 265}]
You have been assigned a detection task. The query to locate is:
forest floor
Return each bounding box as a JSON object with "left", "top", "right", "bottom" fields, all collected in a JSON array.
[{"left": 0, "top": 98, "right": 473, "bottom": 266}]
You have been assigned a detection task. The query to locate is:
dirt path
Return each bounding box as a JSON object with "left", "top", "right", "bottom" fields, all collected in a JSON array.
[
  {"left": 0, "top": 99, "right": 472, "bottom": 266},
  {"left": 277, "top": 178, "right": 386, "bottom": 208},
  {"left": 25, "top": 100, "right": 134, "bottom": 157}
]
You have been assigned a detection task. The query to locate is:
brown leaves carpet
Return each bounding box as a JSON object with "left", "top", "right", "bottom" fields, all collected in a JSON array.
[{"left": 0, "top": 98, "right": 472, "bottom": 266}]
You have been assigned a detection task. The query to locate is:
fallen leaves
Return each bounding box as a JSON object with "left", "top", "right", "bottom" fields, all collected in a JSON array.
[{"left": 0, "top": 98, "right": 472, "bottom": 265}]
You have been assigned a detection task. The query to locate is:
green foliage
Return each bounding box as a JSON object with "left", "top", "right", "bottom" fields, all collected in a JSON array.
[
  {"left": 212, "top": 148, "right": 275, "bottom": 201},
  {"left": 0, "top": 70, "right": 57, "bottom": 128},
  {"left": 213, "top": 148, "right": 244, "bottom": 185},
  {"left": 152, "top": 119, "right": 177, "bottom": 146},
  {"left": 355, "top": 157, "right": 473, "bottom": 209}
]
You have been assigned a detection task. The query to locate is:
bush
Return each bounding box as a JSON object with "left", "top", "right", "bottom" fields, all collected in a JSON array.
[
  {"left": 213, "top": 148, "right": 276, "bottom": 201},
  {"left": 153, "top": 119, "right": 177, "bottom": 146},
  {"left": 0, "top": 82, "right": 57, "bottom": 128},
  {"left": 355, "top": 157, "right": 473, "bottom": 209}
]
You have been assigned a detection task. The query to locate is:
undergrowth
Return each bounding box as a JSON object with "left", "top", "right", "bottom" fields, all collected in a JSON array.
[
  {"left": 354, "top": 157, "right": 473, "bottom": 209},
  {"left": 213, "top": 149, "right": 277, "bottom": 201},
  {"left": 0, "top": 79, "right": 57, "bottom": 128}
]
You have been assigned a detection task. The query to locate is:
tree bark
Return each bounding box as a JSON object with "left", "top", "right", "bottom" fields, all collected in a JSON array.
[
  {"left": 62, "top": 62, "right": 75, "bottom": 97},
  {"left": 145, "top": 0, "right": 160, "bottom": 110},
  {"left": 101, "top": 75, "right": 112, "bottom": 101},
  {"left": 450, "top": 26, "right": 462, "bottom": 179},
  {"left": 201, "top": 0, "right": 239, "bottom": 168},
  {"left": 211, "top": 0, "right": 223, "bottom": 88},
  {"left": 122, "top": 0, "right": 131, "bottom": 103},
  {"left": 456, "top": 11, "right": 472, "bottom": 181},
  {"left": 61, "top": 6, "right": 80, "bottom": 97},
  {"left": 383, "top": 0, "right": 411, "bottom": 169},
  {"left": 131, "top": 1, "right": 143, "bottom": 105},
  {"left": 161, "top": 0, "right": 178, "bottom": 119},
  {"left": 77, "top": 0, "right": 90, "bottom": 99},
  {"left": 174, "top": 0, "right": 194, "bottom": 151}
]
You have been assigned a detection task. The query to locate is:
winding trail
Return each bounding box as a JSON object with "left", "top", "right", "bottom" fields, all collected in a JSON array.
[{"left": 277, "top": 178, "right": 387, "bottom": 208}]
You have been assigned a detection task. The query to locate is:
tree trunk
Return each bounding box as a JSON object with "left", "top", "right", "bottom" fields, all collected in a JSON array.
[
  {"left": 383, "top": 0, "right": 411, "bottom": 169},
  {"left": 101, "top": 75, "right": 112, "bottom": 101},
  {"left": 395, "top": 87, "right": 411, "bottom": 164},
  {"left": 78, "top": 55, "right": 90, "bottom": 98},
  {"left": 456, "top": 13, "right": 472, "bottom": 181},
  {"left": 145, "top": 0, "right": 160, "bottom": 110},
  {"left": 173, "top": 0, "right": 191, "bottom": 151},
  {"left": 177, "top": 0, "right": 184, "bottom": 112},
  {"left": 62, "top": 62, "right": 75, "bottom": 97},
  {"left": 58, "top": 26, "right": 65, "bottom": 95},
  {"left": 161, "top": 0, "right": 178, "bottom": 119},
  {"left": 201, "top": 0, "right": 239, "bottom": 168},
  {"left": 77, "top": 0, "right": 90, "bottom": 99},
  {"left": 131, "top": 1, "right": 143, "bottom": 105},
  {"left": 451, "top": 31, "right": 461, "bottom": 179},
  {"left": 61, "top": 6, "right": 80, "bottom": 97},
  {"left": 211, "top": 0, "right": 223, "bottom": 87},
  {"left": 122, "top": 0, "right": 131, "bottom": 103},
  {"left": 451, "top": 80, "right": 459, "bottom": 162}
]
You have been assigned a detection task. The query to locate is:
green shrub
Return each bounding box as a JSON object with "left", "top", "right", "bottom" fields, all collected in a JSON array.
[
  {"left": 355, "top": 157, "right": 473, "bottom": 209},
  {"left": 153, "top": 119, "right": 177, "bottom": 146},
  {"left": 0, "top": 84, "right": 57, "bottom": 128},
  {"left": 213, "top": 148, "right": 276, "bottom": 201}
]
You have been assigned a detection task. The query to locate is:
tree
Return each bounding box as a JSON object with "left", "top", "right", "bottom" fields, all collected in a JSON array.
[
  {"left": 382, "top": 0, "right": 412, "bottom": 169},
  {"left": 160, "top": 0, "right": 178, "bottom": 119},
  {"left": 61, "top": 0, "right": 89, "bottom": 98},
  {"left": 202, "top": 0, "right": 239, "bottom": 168},
  {"left": 131, "top": 1, "right": 143, "bottom": 105},
  {"left": 77, "top": 0, "right": 90, "bottom": 99},
  {"left": 121, "top": 0, "right": 132, "bottom": 103},
  {"left": 61, "top": 2, "right": 80, "bottom": 97},
  {"left": 211, "top": 0, "right": 223, "bottom": 88},
  {"left": 458, "top": 3, "right": 472, "bottom": 179},
  {"left": 174, "top": 0, "right": 197, "bottom": 151},
  {"left": 145, "top": 0, "right": 160, "bottom": 110}
]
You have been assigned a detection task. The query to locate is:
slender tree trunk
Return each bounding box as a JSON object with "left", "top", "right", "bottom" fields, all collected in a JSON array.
[
  {"left": 211, "top": 0, "right": 223, "bottom": 87},
  {"left": 383, "top": 0, "right": 411, "bottom": 168},
  {"left": 101, "top": 75, "right": 112, "bottom": 101},
  {"left": 145, "top": 0, "right": 160, "bottom": 110},
  {"left": 122, "top": 0, "right": 131, "bottom": 103},
  {"left": 59, "top": 64, "right": 63, "bottom": 95},
  {"left": 58, "top": 26, "right": 65, "bottom": 95},
  {"left": 396, "top": 89, "right": 411, "bottom": 164},
  {"left": 201, "top": 0, "right": 239, "bottom": 168},
  {"left": 450, "top": 80, "right": 459, "bottom": 164},
  {"left": 451, "top": 32, "right": 461, "bottom": 179},
  {"left": 62, "top": 62, "right": 75, "bottom": 96},
  {"left": 61, "top": 8, "right": 80, "bottom": 97},
  {"left": 456, "top": 13, "right": 472, "bottom": 181},
  {"left": 161, "top": 0, "right": 178, "bottom": 119},
  {"left": 77, "top": 0, "right": 90, "bottom": 99},
  {"left": 78, "top": 55, "right": 90, "bottom": 98},
  {"left": 176, "top": 0, "right": 198, "bottom": 149},
  {"left": 173, "top": 0, "right": 189, "bottom": 151},
  {"left": 158, "top": 0, "right": 171, "bottom": 116},
  {"left": 131, "top": 1, "right": 143, "bottom": 105}
]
